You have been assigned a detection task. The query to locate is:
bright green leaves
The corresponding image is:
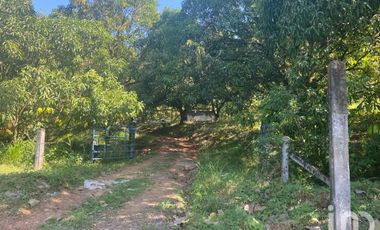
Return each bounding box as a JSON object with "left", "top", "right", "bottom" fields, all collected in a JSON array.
[
  {"left": 72, "top": 70, "right": 143, "bottom": 128},
  {"left": 53, "top": 0, "right": 159, "bottom": 87},
  {"left": 136, "top": 10, "right": 197, "bottom": 110},
  {"left": 0, "top": 66, "right": 143, "bottom": 140},
  {"left": 35, "top": 17, "right": 114, "bottom": 75},
  {"left": 0, "top": 1, "right": 146, "bottom": 141},
  {"left": 0, "top": 0, "right": 34, "bottom": 19},
  {"left": 2, "top": 40, "right": 23, "bottom": 59},
  {"left": 137, "top": 5, "right": 260, "bottom": 116},
  {"left": 55, "top": 0, "right": 159, "bottom": 43}
]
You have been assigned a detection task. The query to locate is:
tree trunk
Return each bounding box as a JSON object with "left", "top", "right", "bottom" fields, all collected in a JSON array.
[
  {"left": 11, "top": 119, "right": 19, "bottom": 142},
  {"left": 214, "top": 110, "right": 220, "bottom": 121},
  {"left": 12, "top": 127, "right": 18, "bottom": 142},
  {"left": 179, "top": 109, "right": 187, "bottom": 125},
  {"left": 212, "top": 102, "right": 223, "bottom": 121}
]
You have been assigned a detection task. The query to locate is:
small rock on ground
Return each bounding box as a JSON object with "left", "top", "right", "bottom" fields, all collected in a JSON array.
[{"left": 28, "top": 199, "right": 40, "bottom": 207}]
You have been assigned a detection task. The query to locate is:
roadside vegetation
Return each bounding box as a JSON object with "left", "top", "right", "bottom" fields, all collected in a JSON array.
[
  {"left": 0, "top": 133, "right": 155, "bottom": 214},
  {"left": 171, "top": 123, "right": 380, "bottom": 229},
  {"left": 0, "top": 0, "right": 159, "bottom": 214}
]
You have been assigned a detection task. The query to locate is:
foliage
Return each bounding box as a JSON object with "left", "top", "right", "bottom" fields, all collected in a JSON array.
[
  {"left": 0, "top": 1, "right": 145, "bottom": 142},
  {"left": 0, "top": 67, "right": 143, "bottom": 141},
  {"left": 350, "top": 134, "right": 380, "bottom": 178},
  {"left": 54, "top": 0, "right": 159, "bottom": 86},
  {"left": 178, "top": 0, "right": 380, "bottom": 177},
  {"left": 251, "top": 0, "right": 380, "bottom": 176},
  {"left": 136, "top": 10, "right": 199, "bottom": 120},
  {"left": 136, "top": 5, "right": 265, "bottom": 121},
  {"left": 2, "top": 0, "right": 378, "bottom": 178},
  {"left": 54, "top": 0, "right": 159, "bottom": 42},
  {"left": 184, "top": 124, "right": 380, "bottom": 229},
  {"left": 0, "top": 140, "right": 35, "bottom": 167},
  {"left": 0, "top": 1, "right": 379, "bottom": 227}
]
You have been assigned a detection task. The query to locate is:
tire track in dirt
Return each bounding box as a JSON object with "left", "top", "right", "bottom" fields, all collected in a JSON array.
[{"left": 91, "top": 136, "right": 197, "bottom": 230}]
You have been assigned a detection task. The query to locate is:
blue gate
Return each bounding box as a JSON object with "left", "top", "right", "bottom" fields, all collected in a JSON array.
[{"left": 91, "top": 122, "right": 136, "bottom": 161}]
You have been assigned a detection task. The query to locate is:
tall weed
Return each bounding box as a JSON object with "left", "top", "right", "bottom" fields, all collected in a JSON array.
[{"left": 0, "top": 140, "right": 35, "bottom": 167}]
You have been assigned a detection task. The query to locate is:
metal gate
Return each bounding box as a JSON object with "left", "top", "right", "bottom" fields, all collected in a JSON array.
[{"left": 91, "top": 122, "right": 136, "bottom": 161}]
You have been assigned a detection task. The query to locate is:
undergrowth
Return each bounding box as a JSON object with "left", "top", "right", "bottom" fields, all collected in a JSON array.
[{"left": 180, "top": 123, "right": 380, "bottom": 229}]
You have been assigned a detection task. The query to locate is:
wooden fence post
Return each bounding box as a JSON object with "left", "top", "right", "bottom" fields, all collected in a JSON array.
[
  {"left": 328, "top": 61, "right": 351, "bottom": 230},
  {"left": 282, "top": 136, "right": 290, "bottom": 183},
  {"left": 34, "top": 128, "right": 45, "bottom": 170}
]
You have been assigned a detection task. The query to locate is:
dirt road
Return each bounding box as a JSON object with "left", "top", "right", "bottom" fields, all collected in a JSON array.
[{"left": 0, "top": 134, "right": 197, "bottom": 230}]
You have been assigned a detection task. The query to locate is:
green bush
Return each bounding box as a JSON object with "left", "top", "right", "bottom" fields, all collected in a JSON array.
[
  {"left": 0, "top": 138, "right": 84, "bottom": 168},
  {"left": 0, "top": 140, "right": 35, "bottom": 167},
  {"left": 361, "top": 134, "right": 380, "bottom": 177},
  {"left": 350, "top": 134, "right": 380, "bottom": 179},
  {"left": 44, "top": 141, "right": 84, "bottom": 166}
]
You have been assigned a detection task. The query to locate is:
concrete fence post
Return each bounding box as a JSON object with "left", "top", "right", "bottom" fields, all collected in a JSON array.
[
  {"left": 282, "top": 136, "right": 290, "bottom": 183},
  {"left": 328, "top": 60, "right": 351, "bottom": 230},
  {"left": 34, "top": 128, "right": 45, "bottom": 170}
]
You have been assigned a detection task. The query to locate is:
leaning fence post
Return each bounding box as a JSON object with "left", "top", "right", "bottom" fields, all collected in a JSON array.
[
  {"left": 328, "top": 60, "right": 351, "bottom": 230},
  {"left": 282, "top": 136, "right": 290, "bottom": 183},
  {"left": 34, "top": 128, "right": 45, "bottom": 170}
]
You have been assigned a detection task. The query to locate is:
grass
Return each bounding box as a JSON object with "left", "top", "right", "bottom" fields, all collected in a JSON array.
[
  {"left": 154, "top": 190, "right": 187, "bottom": 216},
  {"left": 155, "top": 199, "right": 177, "bottom": 214},
  {"left": 40, "top": 177, "right": 150, "bottom": 230},
  {"left": 141, "top": 223, "right": 171, "bottom": 230},
  {"left": 0, "top": 164, "right": 26, "bottom": 174},
  {"left": 142, "top": 152, "right": 179, "bottom": 176},
  {"left": 172, "top": 122, "right": 380, "bottom": 230}
]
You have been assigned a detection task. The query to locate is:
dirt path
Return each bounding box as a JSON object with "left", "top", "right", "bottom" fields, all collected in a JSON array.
[
  {"left": 0, "top": 134, "right": 196, "bottom": 230},
  {"left": 92, "top": 136, "right": 197, "bottom": 230}
]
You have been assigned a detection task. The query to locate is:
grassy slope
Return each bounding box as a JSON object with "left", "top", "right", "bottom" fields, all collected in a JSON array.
[{"left": 181, "top": 123, "right": 380, "bottom": 229}]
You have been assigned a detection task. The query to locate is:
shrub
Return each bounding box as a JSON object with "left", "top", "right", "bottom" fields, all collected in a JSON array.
[
  {"left": 350, "top": 134, "right": 380, "bottom": 178},
  {"left": 0, "top": 140, "right": 35, "bottom": 167},
  {"left": 44, "top": 141, "right": 83, "bottom": 166}
]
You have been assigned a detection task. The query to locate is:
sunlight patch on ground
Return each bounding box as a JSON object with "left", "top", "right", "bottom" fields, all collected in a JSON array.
[
  {"left": 52, "top": 198, "right": 62, "bottom": 204},
  {"left": 165, "top": 193, "right": 186, "bottom": 209},
  {"left": 18, "top": 208, "right": 32, "bottom": 216},
  {"left": 0, "top": 164, "right": 26, "bottom": 174}
]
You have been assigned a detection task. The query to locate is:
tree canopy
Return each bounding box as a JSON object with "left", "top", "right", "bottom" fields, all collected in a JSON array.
[
  {"left": 135, "top": 0, "right": 380, "bottom": 177},
  {"left": 0, "top": 0, "right": 379, "bottom": 177},
  {"left": 0, "top": 0, "right": 150, "bottom": 141}
]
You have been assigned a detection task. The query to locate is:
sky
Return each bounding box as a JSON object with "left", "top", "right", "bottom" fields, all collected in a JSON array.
[{"left": 32, "top": 0, "right": 182, "bottom": 14}]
